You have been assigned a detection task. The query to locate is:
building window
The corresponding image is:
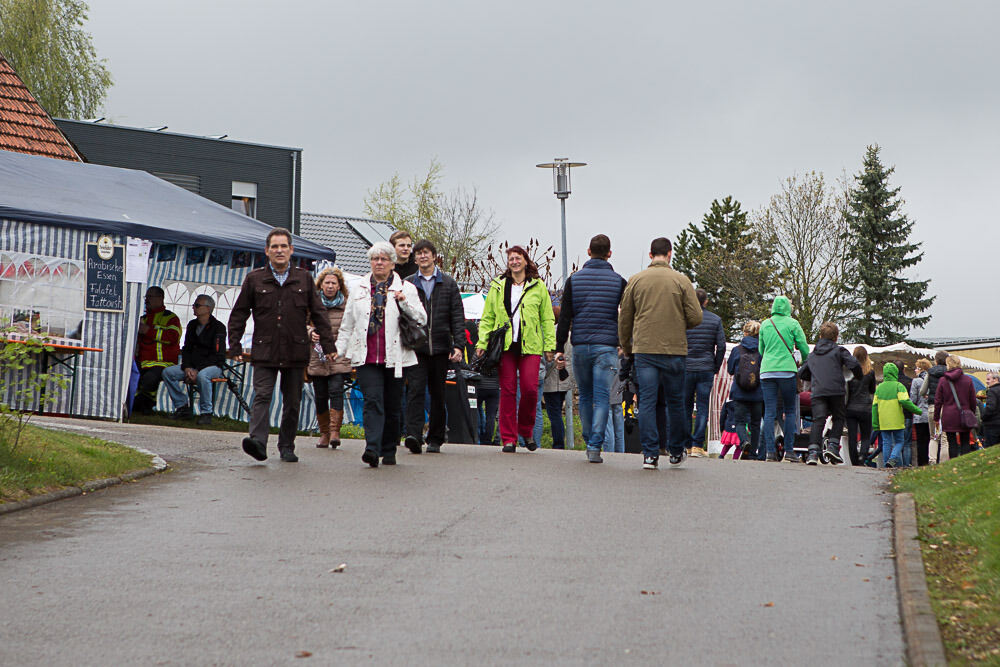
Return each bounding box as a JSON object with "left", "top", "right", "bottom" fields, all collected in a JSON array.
[{"left": 232, "top": 181, "right": 258, "bottom": 218}]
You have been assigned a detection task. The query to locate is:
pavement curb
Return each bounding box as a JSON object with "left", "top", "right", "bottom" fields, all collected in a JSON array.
[
  {"left": 0, "top": 465, "right": 167, "bottom": 516},
  {"left": 893, "top": 492, "right": 947, "bottom": 667}
]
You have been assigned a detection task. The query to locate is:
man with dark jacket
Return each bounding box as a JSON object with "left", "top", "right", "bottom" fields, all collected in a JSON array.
[
  {"left": 798, "top": 321, "right": 861, "bottom": 464},
  {"left": 228, "top": 228, "right": 336, "bottom": 463},
  {"left": 683, "top": 288, "right": 726, "bottom": 457},
  {"left": 161, "top": 294, "right": 228, "bottom": 425},
  {"left": 982, "top": 371, "right": 1000, "bottom": 447},
  {"left": 555, "top": 234, "right": 627, "bottom": 463},
  {"left": 403, "top": 239, "right": 465, "bottom": 453}
]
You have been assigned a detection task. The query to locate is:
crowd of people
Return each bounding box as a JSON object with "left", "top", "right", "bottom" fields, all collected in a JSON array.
[{"left": 131, "top": 227, "right": 999, "bottom": 469}]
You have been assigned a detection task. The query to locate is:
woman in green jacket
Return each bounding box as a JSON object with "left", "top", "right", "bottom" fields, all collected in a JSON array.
[
  {"left": 476, "top": 246, "right": 556, "bottom": 452},
  {"left": 759, "top": 295, "right": 810, "bottom": 461}
]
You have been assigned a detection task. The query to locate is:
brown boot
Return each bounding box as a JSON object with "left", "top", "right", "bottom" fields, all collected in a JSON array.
[
  {"left": 329, "top": 409, "right": 344, "bottom": 449},
  {"left": 316, "top": 410, "right": 331, "bottom": 448}
]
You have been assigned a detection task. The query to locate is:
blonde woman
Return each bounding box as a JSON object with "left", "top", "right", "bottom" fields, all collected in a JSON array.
[
  {"left": 845, "top": 346, "right": 876, "bottom": 465},
  {"left": 308, "top": 267, "right": 352, "bottom": 448}
]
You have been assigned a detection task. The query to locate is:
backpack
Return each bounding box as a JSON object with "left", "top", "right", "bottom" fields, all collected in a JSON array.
[{"left": 735, "top": 345, "right": 761, "bottom": 391}]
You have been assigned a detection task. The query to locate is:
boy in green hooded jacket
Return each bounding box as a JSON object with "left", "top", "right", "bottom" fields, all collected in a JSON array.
[{"left": 872, "top": 362, "right": 922, "bottom": 467}]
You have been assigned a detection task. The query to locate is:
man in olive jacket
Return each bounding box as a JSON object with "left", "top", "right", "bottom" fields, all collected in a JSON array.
[
  {"left": 619, "top": 237, "right": 703, "bottom": 470},
  {"left": 228, "top": 228, "right": 337, "bottom": 463}
]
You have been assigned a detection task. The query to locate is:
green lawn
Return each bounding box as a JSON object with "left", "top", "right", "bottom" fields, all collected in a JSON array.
[
  {"left": 0, "top": 422, "right": 153, "bottom": 503},
  {"left": 893, "top": 445, "right": 1000, "bottom": 664}
]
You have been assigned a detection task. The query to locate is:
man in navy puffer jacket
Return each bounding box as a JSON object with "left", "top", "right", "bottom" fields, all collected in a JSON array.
[
  {"left": 683, "top": 289, "right": 726, "bottom": 456},
  {"left": 555, "top": 234, "right": 627, "bottom": 463}
]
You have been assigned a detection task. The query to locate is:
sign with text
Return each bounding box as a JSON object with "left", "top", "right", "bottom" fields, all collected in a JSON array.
[{"left": 85, "top": 242, "right": 125, "bottom": 312}]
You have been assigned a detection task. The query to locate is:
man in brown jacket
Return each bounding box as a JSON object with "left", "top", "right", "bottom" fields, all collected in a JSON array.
[
  {"left": 228, "top": 228, "right": 337, "bottom": 462},
  {"left": 619, "top": 237, "right": 702, "bottom": 470}
]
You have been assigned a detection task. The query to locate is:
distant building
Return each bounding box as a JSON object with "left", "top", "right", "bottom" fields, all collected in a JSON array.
[
  {"left": 912, "top": 336, "right": 1000, "bottom": 366},
  {"left": 55, "top": 119, "right": 302, "bottom": 233},
  {"left": 299, "top": 213, "right": 395, "bottom": 275}
]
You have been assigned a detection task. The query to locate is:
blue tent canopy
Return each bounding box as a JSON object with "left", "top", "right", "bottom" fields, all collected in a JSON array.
[{"left": 0, "top": 150, "right": 335, "bottom": 261}]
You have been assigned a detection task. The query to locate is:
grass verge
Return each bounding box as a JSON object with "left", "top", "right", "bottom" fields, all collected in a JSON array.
[
  {"left": 893, "top": 445, "right": 1000, "bottom": 664},
  {"left": 1, "top": 422, "right": 153, "bottom": 503}
]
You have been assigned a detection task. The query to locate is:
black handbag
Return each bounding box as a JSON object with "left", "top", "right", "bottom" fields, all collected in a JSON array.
[
  {"left": 473, "top": 286, "right": 527, "bottom": 373},
  {"left": 396, "top": 299, "right": 428, "bottom": 351}
]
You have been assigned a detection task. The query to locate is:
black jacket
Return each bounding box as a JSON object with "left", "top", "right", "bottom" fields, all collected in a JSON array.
[
  {"left": 798, "top": 338, "right": 861, "bottom": 397},
  {"left": 406, "top": 269, "right": 465, "bottom": 356},
  {"left": 180, "top": 315, "right": 227, "bottom": 371},
  {"left": 395, "top": 257, "right": 418, "bottom": 279},
  {"left": 921, "top": 364, "right": 947, "bottom": 400},
  {"left": 846, "top": 370, "right": 877, "bottom": 412},
  {"left": 983, "top": 384, "right": 1000, "bottom": 427}
]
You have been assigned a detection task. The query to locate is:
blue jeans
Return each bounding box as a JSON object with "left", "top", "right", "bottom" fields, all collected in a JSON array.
[
  {"left": 683, "top": 369, "right": 715, "bottom": 450},
  {"left": 162, "top": 363, "right": 222, "bottom": 415},
  {"left": 902, "top": 417, "right": 913, "bottom": 466},
  {"left": 635, "top": 354, "right": 686, "bottom": 459},
  {"left": 573, "top": 344, "right": 618, "bottom": 452},
  {"left": 762, "top": 377, "right": 799, "bottom": 457},
  {"left": 883, "top": 429, "right": 905, "bottom": 464},
  {"left": 604, "top": 401, "right": 625, "bottom": 452}
]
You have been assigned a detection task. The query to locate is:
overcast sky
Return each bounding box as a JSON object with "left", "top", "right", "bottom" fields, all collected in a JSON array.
[{"left": 84, "top": 1, "right": 998, "bottom": 339}]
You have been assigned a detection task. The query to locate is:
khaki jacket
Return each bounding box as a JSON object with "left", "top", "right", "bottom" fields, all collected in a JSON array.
[
  {"left": 307, "top": 304, "right": 352, "bottom": 376},
  {"left": 618, "top": 260, "right": 702, "bottom": 356}
]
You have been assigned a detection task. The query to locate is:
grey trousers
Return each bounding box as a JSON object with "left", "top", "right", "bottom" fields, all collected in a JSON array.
[{"left": 250, "top": 365, "right": 305, "bottom": 452}]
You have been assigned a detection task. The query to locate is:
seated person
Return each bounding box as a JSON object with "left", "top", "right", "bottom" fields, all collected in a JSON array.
[
  {"left": 161, "top": 294, "right": 228, "bottom": 425},
  {"left": 133, "top": 286, "right": 182, "bottom": 415}
]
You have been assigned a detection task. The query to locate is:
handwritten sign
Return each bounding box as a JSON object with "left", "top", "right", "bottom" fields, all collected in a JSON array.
[{"left": 85, "top": 242, "right": 125, "bottom": 312}]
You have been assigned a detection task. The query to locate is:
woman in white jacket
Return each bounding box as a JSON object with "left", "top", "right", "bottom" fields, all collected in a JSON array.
[{"left": 334, "top": 241, "right": 426, "bottom": 467}]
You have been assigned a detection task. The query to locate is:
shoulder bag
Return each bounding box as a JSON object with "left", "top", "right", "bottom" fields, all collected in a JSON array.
[
  {"left": 396, "top": 292, "right": 428, "bottom": 351},
  {"left": 769, "top": 319, "right": 802, "bottom": 366},
  {"left": 947, "top": 379, "right": 981, "bottom": 430},
  {"left": 474, "top": 285, "right": 527, "bottom": 373}
]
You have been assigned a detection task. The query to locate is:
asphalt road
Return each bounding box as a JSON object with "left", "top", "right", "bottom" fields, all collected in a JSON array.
[{"left": 1, "top": 418, "right": 904, "bottom": 665}]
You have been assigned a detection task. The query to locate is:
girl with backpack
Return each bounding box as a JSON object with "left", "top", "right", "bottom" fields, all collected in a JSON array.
[{"left": 726, "top": 320, "right": 764, "bottom": 460}]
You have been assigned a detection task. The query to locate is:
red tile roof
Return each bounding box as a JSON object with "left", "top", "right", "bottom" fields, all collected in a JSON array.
[{"left": 0, "top": 54, "right": 81, "bottom": 161}]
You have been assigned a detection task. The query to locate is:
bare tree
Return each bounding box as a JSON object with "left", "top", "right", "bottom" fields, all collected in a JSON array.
[
  {"left": 752, "top": 171, "right": 850, "bottom": 339},
  {"left": 436, "top": 187, "right": 500, "bottom": 267},
  {"left": 451, "top": 238, "right": 566, "bottom": 292}
]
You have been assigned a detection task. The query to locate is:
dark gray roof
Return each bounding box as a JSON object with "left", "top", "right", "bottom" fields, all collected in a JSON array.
[
  {"left": 299, "top": 213, "right": 395, "bottom": 274},
  {"left": 911, "top": 336, "right": 1000, "bottom": 348}
]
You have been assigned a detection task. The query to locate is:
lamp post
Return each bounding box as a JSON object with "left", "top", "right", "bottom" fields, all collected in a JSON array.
[{"left": 536, "top": 158, "right": 586, "bottom": 451}]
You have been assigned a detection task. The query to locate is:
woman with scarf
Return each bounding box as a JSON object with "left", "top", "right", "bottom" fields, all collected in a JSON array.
[
  {"left": 475, "top": 245, "right": 556, "bottom": 453},
  {"left": 334, "top": 242, "right": 426, "bottom": 467},
  {"left": 308, "top": 267, "right": 353, "bottom": 449}
]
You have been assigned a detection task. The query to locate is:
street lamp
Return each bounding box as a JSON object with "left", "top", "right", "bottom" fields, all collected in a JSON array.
[
  {"left": 536, "top": 158, "right": 587, "bottom": 285},
  {"left": 536, "top": 158, "right": 586, "bottom": 451}
]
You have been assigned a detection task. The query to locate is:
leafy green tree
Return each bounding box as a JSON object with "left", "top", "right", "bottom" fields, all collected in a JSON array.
[
  {"left": 363, "top": 159, "right": 499, "bottom": 267},
  {"left": 837, "top": 145, "right": 933, "bottom": 344},
  {"left": 0, "top": 0, "right": 112, "bottom": 118},
  {"left": 673, "top": 196, "right": 776, "bottom": 338},
  {"left": 753, "top": 172, "right": 851, "bottom": 340}
]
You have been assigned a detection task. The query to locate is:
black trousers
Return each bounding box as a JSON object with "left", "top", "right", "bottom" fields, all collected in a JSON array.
[
  {"left": 477, "top": 383, "right": 500, "bottom": 444},
  {"left": 913, "top": 422, "right": 931, "bottom": 466},
  {"left": 134, "top": 366, "right": 166, "bottom": 413},
  {"left": 946, "top": 431, "right": 975, "bottom": 459},
  {"left": 313, "top": 373, "right": 346, "bottom": 412},
  {"left": 810, "top": 395, "right": 846, "bottom": 450},
  {"left": 845, "top": 408, "right": 873, "bottom": 465},
  {"left": 984, "top": 426, "right": 1000, "bottom": 448},
  {"left": 405, "top": 352, "right": 449, "bottom": 445},
  {"left": 357, "top": 363, "right": 404, "bottom": 457}
]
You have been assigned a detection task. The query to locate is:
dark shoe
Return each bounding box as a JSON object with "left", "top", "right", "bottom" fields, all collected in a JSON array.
[
  {"left": 587, "top": 450, "right": 603, "bottom": 463},
  {"left": 643, "top": 456, "right": 658, "bottom": 470},
  {"left": 824, "top": 442, "right": 844, "bottom": 464},
  {"left": 170, "top": 405, "right": 193, "bottom": 420},
  {"left": 501, "top": 444, "right": 516, "bottom": 453},
  {"left": 425, "top": 443, "right": 441, "bottom": 453},
  {"left": 669, "top": 450, "right": 688, "bottom": 467},
  {"left": 405, "top": 435, "right": 422, "bottom": 454},
  {"left": 765, "top": 451, "right": 778, "bottom": 462},
  {"left": 523, "top": 439, "right": 538, "bottom": 452},
  {"left": 382, "top": 455, "right": 396, "bottom": 465},
  {"left": 196, "top": 414, "right": 212, "bottom": 426},
  {"left": 242, "top": 437, "right": 267, "bottom": 461},
  {"left": 362, "top": 450, "right": 380, "bottom": 468},
  {"left": 783, "top": 453, "right": 801, "bottom": 463},
  {"left": 806, "top": 450, "right": 820, "bottom": 465},
  {"left": 279, "top": 449, "right": 299, "bottom": 463}
]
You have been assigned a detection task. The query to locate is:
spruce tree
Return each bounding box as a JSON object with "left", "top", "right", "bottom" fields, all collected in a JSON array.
[
  {"left": 673, "top": 196, "right": 775, "bottom": 338},
  {"left": 839, "top": 145, "right": 934, "bottom": 345}
]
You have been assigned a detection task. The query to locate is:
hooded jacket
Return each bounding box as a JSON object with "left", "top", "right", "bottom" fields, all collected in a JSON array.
[
  {"left": 758, "top": 296, "right": 809, "bottom": 374},
  {"left": 478, "top": 276, "right": 556, "bottom": 356},
  {"left": 798, "top": 338, "right": 862, "bottom": 397},
  {"left": 727, "top": 335, "right": 763, "bottom": 402},
  {"left": 872, "top": 362, "right": 922, "bottom": 431},
  {"left": 982, "top": 383, "right": 1000, "bottom": 428},
  {"left": 933, "top": 367, "right": 977, "bottom": 432}
]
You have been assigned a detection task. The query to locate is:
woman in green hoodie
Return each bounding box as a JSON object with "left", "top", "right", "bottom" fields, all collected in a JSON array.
[
  {"left": 758, "top": 296, "right": 810, "bottom": 461},
  {"left": 476, "top": 246, "right": 556, "bottom": 453}
]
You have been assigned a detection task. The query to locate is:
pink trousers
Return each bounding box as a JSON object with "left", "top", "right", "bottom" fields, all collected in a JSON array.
[{"left": 497, "top": 350, "right": 541, "bottom": 445}]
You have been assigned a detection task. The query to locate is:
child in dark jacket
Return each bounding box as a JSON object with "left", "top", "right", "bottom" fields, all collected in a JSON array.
[
  {"left": 797, "top": 321, "right": 862, "bottom": 465},
  {"left": 718, "top": 400, "right": 741, "bottom": 460}
]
